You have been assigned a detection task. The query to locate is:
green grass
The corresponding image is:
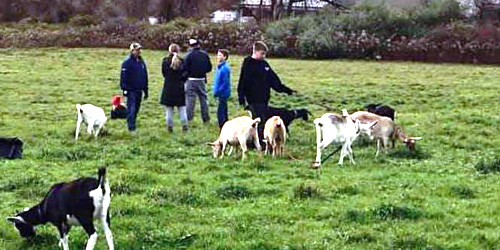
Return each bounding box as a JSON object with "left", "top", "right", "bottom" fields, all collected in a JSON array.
[{"left": 1, "top": 48, "right": 500, "bottom": 249}]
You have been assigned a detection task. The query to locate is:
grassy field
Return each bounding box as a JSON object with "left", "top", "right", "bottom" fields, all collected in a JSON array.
[{"left": 1, "top": 48, "right": 500, "bottom": 249}]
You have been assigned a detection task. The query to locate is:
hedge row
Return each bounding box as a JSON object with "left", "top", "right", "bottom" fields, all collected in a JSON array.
[
  {"left": 1, "top": 1, "right": 500, "bottom": 64},
  {"left": 0, "top": 18, "right": 264, "bottom": 54}
]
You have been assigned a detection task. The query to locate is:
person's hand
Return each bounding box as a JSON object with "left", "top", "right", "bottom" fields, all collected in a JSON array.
[
  {"left": 239, "top": 100, "right": 246, "bottom": 108},
  {"left": 123, "top": 90, "right": 128, "bottom": 96},
  {"left": 288, "top": 89, "right": 297, "bottom": 96},
  {"left": 143, "top": 91, "right": 148, "bottom": 100}
]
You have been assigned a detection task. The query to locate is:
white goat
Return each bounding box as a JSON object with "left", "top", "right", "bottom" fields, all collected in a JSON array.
[
  {"left": 313, "top": 112, "right": 377, "bottom": 167},
  {"left": 75, "top": 104, "right": 107, "bottom": 141},
  {"left": 263, "top": 116, "right": 287, "bottom": 157},
  {"left": 209, "top": 116, "right": 261, "bottom": 160}
]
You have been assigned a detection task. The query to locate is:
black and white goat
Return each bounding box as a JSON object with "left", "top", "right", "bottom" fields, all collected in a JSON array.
[
  {"left": 245, "top": 105, "right": 310, "bottom": 132},
  {"left": 365, "top": 103, "right": 396, "bottom": 121},
  {"left": 7, "top": 168, "right": 113, "bottom": 250}
]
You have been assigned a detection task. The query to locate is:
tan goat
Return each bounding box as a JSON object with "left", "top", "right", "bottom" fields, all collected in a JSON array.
[
  {"left": 349, "top": 111, "right": 422, "bottom": 156},
  {"left": 209, "top": 116, "right": 261, "bottom": 160},
  {"left": 263, "top": 116, "right": 287, "bottom": 157}
]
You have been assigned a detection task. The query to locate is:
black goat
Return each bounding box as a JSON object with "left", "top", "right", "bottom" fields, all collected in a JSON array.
[
  {"left": 7, "top": 168, "right": 114, "bottom": 250},
  {"left": 365, "top": 103, "right": 396, "bottom": 121},
  {"left": 245, "top": 105, "right": 310, "bottom": 132}
]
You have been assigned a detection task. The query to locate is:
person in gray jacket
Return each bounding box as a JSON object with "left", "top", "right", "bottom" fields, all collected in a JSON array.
[{"left": 184, "top": 39, "right": 212, "bottom": 123}]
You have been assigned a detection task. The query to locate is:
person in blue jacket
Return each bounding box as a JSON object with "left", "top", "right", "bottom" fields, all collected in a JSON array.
[
  {"left": 120, "top": 43, "right": 149, "bottom": 132},
  {"left": 213, "top": 49, "right": 231, "bottom": 129}
]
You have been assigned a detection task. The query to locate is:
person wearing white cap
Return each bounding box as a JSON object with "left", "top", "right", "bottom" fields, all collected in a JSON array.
[
  {"left": 120, "top": 42, "right": 149, "bottom": 132},
  {"left": 184, "top": 38, "right": 212, "bottom": 123}
]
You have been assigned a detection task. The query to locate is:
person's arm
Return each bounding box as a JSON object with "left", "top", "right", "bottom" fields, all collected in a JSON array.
[
  {"left": 161, "top": 58, "right": 169, "bottom": 78},
  {"left": 206, "top": 54, "right": 213, "bottom": 73},
  {"left": 180, "top": 61, "right": 188, "bottom": 83},
  {"left": 267, "top": 61, "right": 294, "bottom": 95},
  {"left": 120, "top": 60, "right": 131, "bottom": 94},
  {"left": 143, "top": 61, "right": 149, "bottom": 100},
  {"left": 213, "top": 68, "right": 221, "bottom": 97},
  {"left": 184, "top": 53, "right": 192, "bottom": 76},
  {"left": 237, "top": 59, "right": 248, "bottom": 106}
]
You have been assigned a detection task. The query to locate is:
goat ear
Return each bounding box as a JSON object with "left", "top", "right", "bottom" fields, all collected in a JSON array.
[
  {"left": 342, "top": 109, "right": 349, "bottom": 116},
  {"left": 206, "top": 142, "right": 215, "bottom": 146},
  {"left": 7, "top": 217, "right": 20, "bottom": 223}
]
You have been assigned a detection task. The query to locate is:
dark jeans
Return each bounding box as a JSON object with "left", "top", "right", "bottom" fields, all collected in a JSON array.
[
  {"left": 126, "top": 91, "right": 142, "bottom": 131},
  {"left": 248, "top": 103, "right": 268, "bottom": 148},
  {"left": 217, "top": 97, "right": 228, "bottom": 129}
]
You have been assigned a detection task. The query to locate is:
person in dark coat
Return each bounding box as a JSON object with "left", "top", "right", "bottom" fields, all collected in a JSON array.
[
  {"left": 184, "top": 38, "right": 212, "bottom": 123},
  {"left": 237, "top": 41, "right": 296, "bottom": 145},
  {"left": 120, "top": 42, "right": 149, "bottom": 132},
  {"left": 160, "top": 43, "right": 189, "bottom": 132}
]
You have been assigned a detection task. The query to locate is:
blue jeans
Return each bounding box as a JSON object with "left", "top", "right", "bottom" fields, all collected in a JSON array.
[
  {"left": 217, "top": 97, "right": 228, "bottom": 128},
  {"left": 126, "top": 91, "right": 142, "bottom": 131}
]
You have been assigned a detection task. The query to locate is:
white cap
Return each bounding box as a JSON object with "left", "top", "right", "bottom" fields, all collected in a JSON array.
[
  {"left": 129, "top": 42, "right": 142, "bottom": 51},
  {"left": 188, "top": 39, "right": 198, "bottom": 46}
]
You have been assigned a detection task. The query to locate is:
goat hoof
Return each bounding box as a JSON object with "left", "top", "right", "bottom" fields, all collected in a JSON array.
[{"left": 310, "top": 162, "right": 321, "bottom": 169}]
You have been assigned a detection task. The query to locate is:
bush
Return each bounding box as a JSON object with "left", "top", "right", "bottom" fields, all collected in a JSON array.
[{"left": 69, "top": 15, "right": 100, "bottom": 26}]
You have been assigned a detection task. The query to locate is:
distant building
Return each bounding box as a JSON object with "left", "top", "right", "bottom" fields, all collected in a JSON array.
[
  {"left": 237, "top": 0, "right": 334, "bottom": 22},
  {"left": 211, "top": 10, "right": 239, "bottom": 23}
]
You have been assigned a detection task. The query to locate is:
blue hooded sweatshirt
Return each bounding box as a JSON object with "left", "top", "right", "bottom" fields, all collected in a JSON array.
[{"left": 213, "top": 61, "right": 231, "bottom": 99}]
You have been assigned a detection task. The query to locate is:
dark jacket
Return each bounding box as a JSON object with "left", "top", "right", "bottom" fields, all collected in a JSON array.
[
  {"left": 213, "top": 61, "right": 231, "bottom": 99},
  {"left": 120, "top": 55, "right": 149, "bottom": 95},
  {"left": 184, "top": 48, "right": 212, "bottom": 79},
  {"left": 160, "top": 56, "right": 188, "bottom": 107},
  {"left": 237, "top": 56, "right": 293, "bottom": 106}
]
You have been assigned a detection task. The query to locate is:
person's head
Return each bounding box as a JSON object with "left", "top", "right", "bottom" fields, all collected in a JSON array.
[
  {"left": 252, "top": 41, "right": 268, "bottom": 60},
  {"left": 168, "top": 43, "right": 182, "bottom": 70},
  {"left": 188, "top": 38, "right": 199, "bottom": 48},
  {"left": 129, "top": 42, "right": 142, "bottom": 57},
  {"left": 217, "top": 49, "right": 229, "bottom": 63}
]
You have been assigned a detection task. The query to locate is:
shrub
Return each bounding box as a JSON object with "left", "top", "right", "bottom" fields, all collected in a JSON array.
[{"left": 69, "top": 15, "right": 100, "bottom": 26}]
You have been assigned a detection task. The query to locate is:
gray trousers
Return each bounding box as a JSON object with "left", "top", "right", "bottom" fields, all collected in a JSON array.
[
  {"left": 185, "top": 79, "right": 210, "bottom": 122},
  {"left": 164, "top": 106, "right": 188, "bottom": 128}
]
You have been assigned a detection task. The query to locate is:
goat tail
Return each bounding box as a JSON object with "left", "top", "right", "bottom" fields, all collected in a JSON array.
[
  {"left": 97, "top": 167, "right": 107, "bottom": 193},
  {"left": 313, "top": 118, "right": 322, "bottom": 126},
  {"left": 252, "top": 117, "right": 261, "bottom": 128}
]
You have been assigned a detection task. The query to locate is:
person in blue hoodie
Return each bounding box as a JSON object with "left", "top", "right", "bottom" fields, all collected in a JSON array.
[
  {"left": 120, "top": 43, "right": 149, "bottom": 132},
  {"left": 213, "top": 49, "right": 231, "bottom": 129}
]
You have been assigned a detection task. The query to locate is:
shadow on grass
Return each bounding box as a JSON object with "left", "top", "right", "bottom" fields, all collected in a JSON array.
[
  {"left": 388, "top": 147, "right": 432, "bottom": 160},
  {"left": 475, "top": 158, "right": 500, "bottom": 174},
  {"left": 18, "top": 233, "right": 59, "bottom": 249}
]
